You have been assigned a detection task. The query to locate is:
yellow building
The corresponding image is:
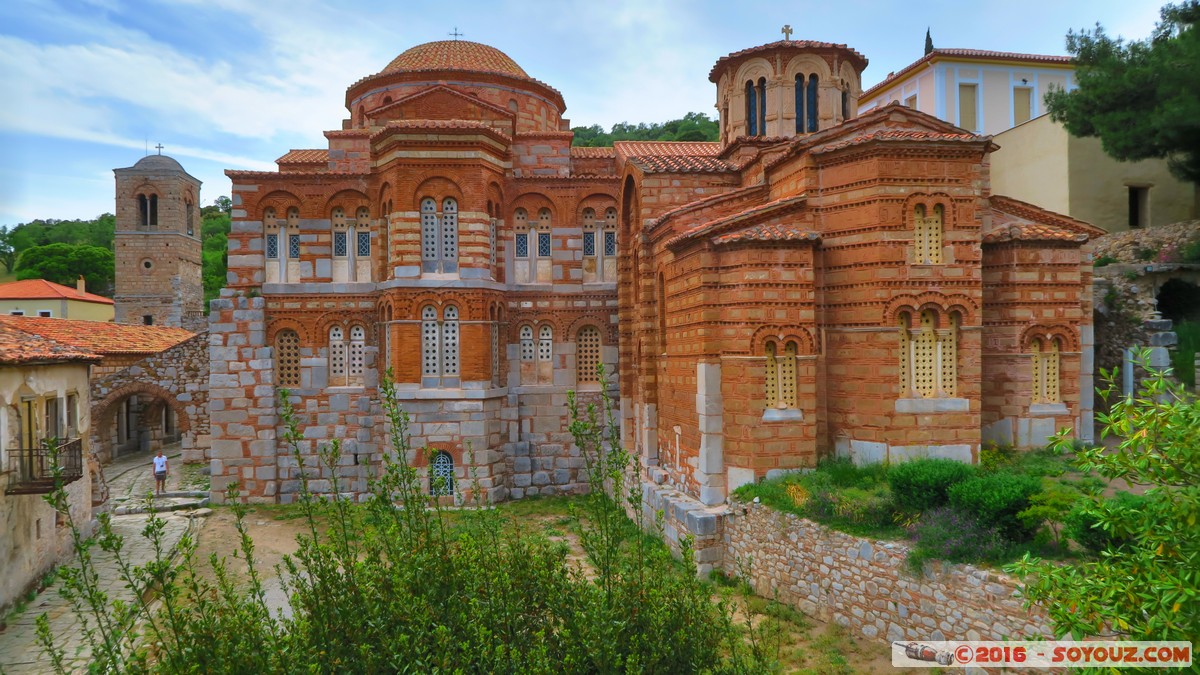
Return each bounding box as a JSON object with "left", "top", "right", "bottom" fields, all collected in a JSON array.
[
  {"left": 0, "top": 278, "right": 115, "bottom": 321},
  {"left": 860, "top": 48, "right": 1197, "bottom": 232}
]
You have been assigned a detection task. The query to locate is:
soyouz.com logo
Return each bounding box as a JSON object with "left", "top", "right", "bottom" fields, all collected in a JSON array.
[{"left": 891, "top": 640, "right": 1193, "bottom": 668}]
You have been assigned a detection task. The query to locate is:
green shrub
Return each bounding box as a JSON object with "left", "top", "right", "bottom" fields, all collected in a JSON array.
[
  {"left": 949, "top": 474, "right": 1042, "bottom": 540},
  {"left": 1183, "top": 237, "right": 1200, "bottom": 263},
  {"left": 1063, "top": 492, "right": 1149, "bottom": 554},
  {"left": 1093, "top": 254, "right": 1117, "bottom": 267},
  {"left": 888, "top": 458, "right": 976, "bottom": 514},
  {"left": 1170, "top": 319, "right": 1199, "bottom": 388},
  {"left": 980, "top": 442, "right": 1019, "bottom": 472},
  {"left": 907, "top": 506, "right": 1011, "bottom": 571}
]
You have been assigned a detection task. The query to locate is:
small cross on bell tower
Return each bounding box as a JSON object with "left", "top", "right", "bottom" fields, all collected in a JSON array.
[
  {"left": 154, "top": 143, "right": 164, "bottom": 155},
  {"left": 781, "top": 24, "right": 793, "bottom": 41}
]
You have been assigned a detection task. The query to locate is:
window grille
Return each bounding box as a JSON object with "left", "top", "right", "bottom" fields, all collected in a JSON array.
[
  {"left": 333, "top": 232, "right": 347, "bottom": 257},
  {"left": 422, "top": 306, "right": 440, "bottom": 377},
  {"left": 939, "top": 314, "right": 958, "bottom": 396},
  {"left": 329, "top": 326, "right": 346, "bottom": 379},
  {"left": 603, "top": 231, "right": 617, "bottom": 257},
  {"left": 288, "top": 234, "right": 300, "bottom": 259},
  {"left": 583, "top": 231, "right": 596, "bottom": 256},
  {"left": 442, "top": 306, "right": 459, "bottom": 377},
  {"left": 516, "top": 233, "right": 529, "bottom": 258},
  {"left": 357, "top": 232, "right": 371, "bottom": 256},
  {"left": 913, "top": 311, "right": 938, "bottom": 398},
  {"left": 488, "top": 218, "right": 497, "bottom": 271},
  {"left": 276, "top": 330, "right": 301, "bottom": 387},
  {"left": 1045, "top": 338, "right": 1060, "bottom": 402},
  {"left": 1031, "top": 339, "right": 1043, "bottom": 403},
  {"left": 266, "top": 234, "right": 278, "bottom": 259},
  {"left": 349, "top": 325, "right": 365, "bottom": 377},
  {"left": 577, "top": 327, "right": 601, "bottom": 383},
  {"left": 764, "top": 342, "right": 778, "bottom": 408},
  {"left": 441, "top": 198, "right": 458, "bottom": 263},
  {"left": 520, "top": 325, "right": 535, "bottom": 361},
  {"left": 538, "top": 325, "right": 553, "bottom": 361},
  {"left": 537, "top": 231, "right": 551, "bottom": 257},
  {"left": 430, "top": 451, "right": 455, "bottom": 496},
  {"left": 491, "top": 323, "right": 500, "bottom": 385},
  {"left": 898, "top": 316, "right": 911, "bottom": 394},
  {"left": 779, "top": 341, "right": 798, "bottom": 408},
  {"left": 421, "top": 198, "right": 439, "bottom": 262}
]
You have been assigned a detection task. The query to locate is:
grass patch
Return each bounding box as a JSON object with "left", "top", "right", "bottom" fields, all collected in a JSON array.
[{"left": 178, "top": 462, "right": 210, "bottom": 491}]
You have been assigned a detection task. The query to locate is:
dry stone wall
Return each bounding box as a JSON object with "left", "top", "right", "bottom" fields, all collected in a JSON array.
[{"left": 722, "top": 500, "right": 1052, "bottom": 643}]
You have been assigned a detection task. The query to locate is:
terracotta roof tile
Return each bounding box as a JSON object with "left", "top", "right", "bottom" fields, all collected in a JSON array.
[
  {"left": 666, "top": 195, "right": 808, "bottom": 247},
  {"left": 382, "top": 40, "right": 529, "bottom": 79},
  {"left": 370, "top": 119, "right": 513, "bottom": 143},
  {"left": 0, "top": 322, "right": 100, "bottom": 365},
  {"left": 614, "top": 141, "right": 721, "bottom": 157},
  {"left": 628, "top": 155, "right": 736, "bottom": 174},
  {"left": 982, "top": 222, "right": 1089, "bottom": 244},
  {"left": 712, "top": 223, "right": 820, "bottom": 245},
  {"left": 569, "top": 146, "right": 616, "bottom": 158},
  {"left": 0, "top": 316, "right": 194, "bottom": 355},
  {"left": 863, "top": 48, "right": 1071, "bottom": 99},
  {"left": 276, "top": 149, "right": 329, "bottom": 165},
  {"left": 0, "top": 279, "right": 114, "bottom": 305},
  {"left": 989, "top": 195, "right": 1103, "bottom": 239},
  {"left": 709, "top": 40, "right": 868, "bottom": 82},
  {"left": 814, "top": 129, "right": 983, "bottom": 154},
  {"left": 647, "top": 185, "right": 767, "bottom": 232}
]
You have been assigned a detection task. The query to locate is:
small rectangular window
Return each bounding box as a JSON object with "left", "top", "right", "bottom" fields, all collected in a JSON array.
[
  {"left": 958, "top": 83, "right": 978, "bottom": 131},
  {"left": 288, "top": 234, "right": 301, "bottom": 258},
  {"left": 333, "top": 232, "right": 347, "bottom": 257},
  {"left": 1013, "top": 87, "right": 1032, "bottom": 125},
  {"left": 37, "top": 310, "right": 52, "bottom": 317},
  {"left": 9, "top": 310, "right": 23, "bottom": 316},
  {"left": 1128, "top": 186, "right": 1150, "bottom": 228},
  {"left": 357, "top": 232, "right": 370, "bottom": 256},
  {"left": 537, "top": 232, "right": 551, "bottom": 257},
  {"left": 515, "top": 232, "right": 529, "bottom": 258},
  {"left": 603, "top": 231, "right": 617, "bottom": 257},
  {"left": 266, "top": 233, "right": 279, "bottom": 259},
  {"left": 583, "top": 231, "right": 595, "bottom": 256},
  {"left": 904, "top": 94, "right": 917, "bottom": 109}
]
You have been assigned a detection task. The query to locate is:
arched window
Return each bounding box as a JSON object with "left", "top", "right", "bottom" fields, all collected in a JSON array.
[
  {"left": 276, "top": 330, "right": 300, "bottom": 388},
  {"left": 583, "top": 207, "right": 617, "bottom": 283},
  {"left": 421, "top": 305, "right": 459, "bottom": 387},
  {"left": 348, "top": 325, "right": 366, "bottom": 381},
  {"left": 763, "top": 340, "right": 798, "bottom": 409},
  {"left": 149, "top": 194, "right": 158, "bottom": 227},
  {"left": 806, "top": 74, "right": 819, "bottom": 132},
  {"left": 138, "top": 194, "right": 149, "bottom": 228},
  {"left": 186, "top": 199, "right": 195, "bottom": 236},
  {"left": 287, "top": 208, "right": 300, "bottom": 260},
  {"left": 1031, "top": 336, "right": 1062, "bottom": 403},
  {"left": 356, "top": 207, "right": 371, "bottom": 258},
  {"left": 756, "top": 77, "right": 767, "bottom": 135},
  {"left": 538, "top": 325, "right": 553, "bottom": 361},
  {"left": 519, "top": 325, "right": 535, "bottom": 361},
  {"left": 913, "top": 203, "right": 945, "bottom": 265},
  {"left": 329, "top": 326, "right": 346, "bottom": 383},
  {"left": 264, "top": 207, "right": 279, "bottom": 260},
  {"left": 332, "top": 207, "right": 348, "bottom": 258},
  {"left": 430, "top": 450, "right": 455, "bottom": 496},
  {"left": 900, "top": 309, "right": 959, "bottom": 398},
  {"left": 420, "top": 197, "right": 458, "bottom": 273},
  {"left": 490, "top": 306, "right": 501, "bottom": 386},
  {"left": 514, "top": 207, "right": 551, "bottom": 283},
  {"left": 745, "top": 80, "right": 758, "bottom": 135},
  {"left": 488, "top": 217, "right": 497, "bottom": 276},
  {"left": 794, "top": 74, "right": 805, "bottom": 134},
  {"left": 577, "top": 326, "right": 601, "bottom": 384},
  {"left": 841, "top": 89, "right": 851, "bottom": 121}
]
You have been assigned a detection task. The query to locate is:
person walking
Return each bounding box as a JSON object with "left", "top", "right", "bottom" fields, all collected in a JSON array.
[{"left": 152, "top": 450, "right": 169, "bottom": 497}]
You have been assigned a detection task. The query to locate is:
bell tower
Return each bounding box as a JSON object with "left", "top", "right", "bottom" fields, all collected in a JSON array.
[{"left": 113, "top": 152, "right": 204, "bottom": 330}]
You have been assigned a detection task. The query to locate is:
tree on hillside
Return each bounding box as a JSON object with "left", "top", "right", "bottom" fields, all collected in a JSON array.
[
  {"left": 1046, "top": 1, "right": 1200, "bottom": 182},
  {"left": 201, "top": 197, "right": 232, "bottom": 308},
  {"left": 571, "top": 112, "right": 719, "bottom": 146},
  {"left": 16, "top": 243, "right": 115, "bottom": 294},
  {"left": 0, "top": 227, "right": 16, "bottom": 274}
]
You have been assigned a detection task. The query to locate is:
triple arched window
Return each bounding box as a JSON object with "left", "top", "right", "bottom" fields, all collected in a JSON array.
[
  {"left": 421, "top": 197, "right": 458, "bottom": 274},
  {"left": 913, "top": 204, "right": 944, "bottom": 265},
  {"left": 898, "top": 309, "right": 959, "bottom": 398},
  {"left": 421, "top": 305, "right": 460, "bottom": 387},
  {"left": 1030, "top": 337, "right": 1062, "bottom": 404}
]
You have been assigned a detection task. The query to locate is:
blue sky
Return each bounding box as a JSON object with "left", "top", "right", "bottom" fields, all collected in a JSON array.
[{"left": 0, "top": 0, "right": 1162, "bottom": 226}]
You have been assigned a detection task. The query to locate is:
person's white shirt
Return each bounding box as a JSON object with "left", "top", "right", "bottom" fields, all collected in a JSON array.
[{"left": 153, "top": 455, "right": 168, "bottom": 473}]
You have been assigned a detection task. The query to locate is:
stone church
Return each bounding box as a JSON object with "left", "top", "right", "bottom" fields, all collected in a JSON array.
[{"left": 208, "top": 38, "right": 1101, "bottom": 507}]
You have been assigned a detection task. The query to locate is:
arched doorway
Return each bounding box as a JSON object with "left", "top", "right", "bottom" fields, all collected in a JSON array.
[{"left": 91, "top": 383, "right": 191, "bottom": 464}]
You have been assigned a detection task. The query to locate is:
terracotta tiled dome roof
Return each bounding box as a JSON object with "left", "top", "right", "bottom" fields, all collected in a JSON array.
[{"left": 382, "top": 40, "right": 528, "bottom": 78}]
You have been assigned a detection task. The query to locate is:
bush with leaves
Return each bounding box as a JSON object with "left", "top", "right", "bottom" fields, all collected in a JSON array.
[
  {"left": 907, "top": 506, "right": 1011, "bottom": 572},
  {"left": 1062, "top": 491, "right": 1149, "bottom": 554},
  {"left": 948, "top": 473, "right": 1042, "bottom": 541},
  {"left": 1007, "top": 351, "right": 1199, "bottom": 640},
  {"left": 37, "top": 372, "right": 775, "bottom": 673},
  {"left": 888, "top": 458, "right": 977, "bottom": 514}
]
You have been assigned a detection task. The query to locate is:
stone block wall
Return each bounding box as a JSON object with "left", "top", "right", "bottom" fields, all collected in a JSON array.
[{"left": 723, "top": 500, "right": 1053, "bottom": 643}]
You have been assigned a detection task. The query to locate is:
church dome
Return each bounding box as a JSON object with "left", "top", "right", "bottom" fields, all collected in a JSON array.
[
  {"left": 131, "top": 154, "right": 185, "bottom": 172},
  {"left": 382, "top": 40, "right": 528, "bottom": 79}
]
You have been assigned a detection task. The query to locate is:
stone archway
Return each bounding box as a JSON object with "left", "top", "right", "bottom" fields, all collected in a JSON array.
[{"left": 91, "top": 382, "right": 192, "bottom": 464}]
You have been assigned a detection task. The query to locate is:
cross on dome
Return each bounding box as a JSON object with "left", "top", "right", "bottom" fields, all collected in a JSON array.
[{"left": 449, "top": 26, "right": 463, "bottom": 40}]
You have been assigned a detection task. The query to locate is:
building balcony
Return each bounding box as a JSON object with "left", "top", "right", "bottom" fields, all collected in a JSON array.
[{"left": 5, "top": 438, "right": 84, "bottom": 495}]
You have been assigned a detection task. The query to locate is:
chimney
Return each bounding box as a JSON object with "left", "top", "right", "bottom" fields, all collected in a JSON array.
[{"left": 76, "top": 275, "right": 86, "bottom": 294}]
